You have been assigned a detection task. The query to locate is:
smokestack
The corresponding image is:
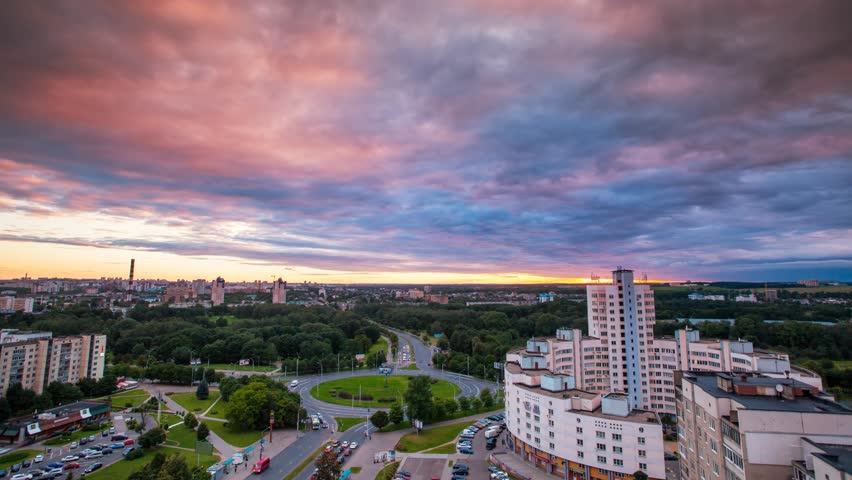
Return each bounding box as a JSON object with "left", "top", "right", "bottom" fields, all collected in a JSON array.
[{"left": 128, "top": 259, "right": 135, "bottom": 287}]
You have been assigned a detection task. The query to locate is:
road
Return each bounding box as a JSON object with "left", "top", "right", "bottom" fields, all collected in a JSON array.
[{"left": 255, "top": 327, "right": 501, "bottom": 479}]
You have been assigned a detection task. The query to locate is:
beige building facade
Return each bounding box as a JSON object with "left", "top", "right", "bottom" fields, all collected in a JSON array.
[{"left": 0, "top": 332, "right": 106, "bottom": 395}]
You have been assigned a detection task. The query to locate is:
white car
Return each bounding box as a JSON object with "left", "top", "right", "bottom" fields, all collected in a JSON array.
[
  {"left": 341, "top": 441, "right": 349, "bottom": 448},
  {"left": 70, "top": 442, "right": 78, "bottom": 449},
  {"left": 33, "top": 455, "right": 44, "bottom": 463},
  {"left": 349, "top": 442, "right": 358, "bottom": 449},
  {"left": 85, "top": 451, "right": 103, "bottom": 458},
  {"left": 11, "top": 474, "right": 33, "bottom": 480},
  {"left": 62, "top": 455, "right": 80, "bottom": 462}
]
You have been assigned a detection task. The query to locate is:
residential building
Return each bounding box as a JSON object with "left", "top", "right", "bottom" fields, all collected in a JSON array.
[
  {"left": 271, "top": 277, "right": 287, "bottom": 304},
  {"left": 586, "top": 267, "right": 656, "bottom": 410},
  {"left": 538, "top": 293, "right": 556, "bottom": 302},
  {"left": 504, "top": 348, "right": 666, "bottom": 479},
  {"left": 191, "top": 278, "right": 208, "bottom": 296},
  {"left": 734, "top": 294, "right": 757, "bottom": 303},
  {"left": 0, "top": 296, "right": 34, "bottom": 313},
  {"left": 765, "top": 289, "right": 778, "bottom": 302},
  {"left": 211, "top": 276, "right": 225, "bottom": 306},
  {"left": 794, "top": 440, "right": 852, "bottom": 480},
  {"left": 688, "top": 294, "right": 725, "bottom": 301},
  {"left": 0, "top": 332, "right": 106, "bottom": 395},
  {"left": 676, "top": 371, "right": 852, "bottom": 480},
  {"left": 408, "top": 288, "right": 425, "bottom": 299},
  {"left": 797, "top": 280, "right": 820, "bottom": 287},
  {"left": 425, "top": 294, "right": 449, "bottom": 304},
  {"left": 508, "top": 327, "right": 822, "bottom": 416}
]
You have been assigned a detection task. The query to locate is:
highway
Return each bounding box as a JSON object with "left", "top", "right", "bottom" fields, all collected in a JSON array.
[{"left": 254, "top": 328, "right": 501, "bottom": 479}]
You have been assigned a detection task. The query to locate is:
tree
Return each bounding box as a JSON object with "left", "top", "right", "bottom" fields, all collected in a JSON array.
[
  {"left": 5, "top": 383, "right": 36, "bottom": 415},
  {"left": 197, "top": 422, "right": 210, "bottom": 441},
  {"left": 33, "top": 394, "right": 53, "bottom": 411},
  {"left": 404, "top": 375, "right": 434, "bottom": 422},
  {"left": 388, "top": 404, "right": 405, "bottom": 425},
  {"left": 471, "top": 397, "right": 483, "bottom": 410},
  {"left": 370, "top": 410, "right": 390, "bottom": 430},
  {"left": 138, "top": 427, "right": 167, "bottom": 448},
  {"left": 0, "top": 398, "right": 10, "bottom": 422},
  {"left": 457, "top": 396, "right": 471, "bottom": 411},
  {"left": 196, "top": 379, "right": 209, "bottom": 400},
  {"left": 633, "top": 471, "right": 648, "bottom": 480},
  {"left": 480, "top": 388, "right": 494, "bottom": 408},
  {"left": 219, "top": 377, "right": 240, "bottom": 402},
  {"left": 183, "top": 412, "right": 198, "bottom": 429},
  {"left": 313, "top": 450, "right": 342, "bottom": 480}
]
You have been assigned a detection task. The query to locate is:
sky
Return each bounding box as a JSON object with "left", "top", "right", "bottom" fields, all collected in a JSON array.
[{"left": 1, "top": 1, "right": 851, "bottom": 284}]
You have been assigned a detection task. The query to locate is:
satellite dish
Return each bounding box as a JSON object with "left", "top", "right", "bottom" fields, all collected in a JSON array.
[{"left": 775, "top": 384, "right": 784, "bottom": 393}]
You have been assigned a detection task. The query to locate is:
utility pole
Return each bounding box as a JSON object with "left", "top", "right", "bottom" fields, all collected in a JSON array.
[{"left": 337, "top": 353, "right": 340, "bottom": 373}]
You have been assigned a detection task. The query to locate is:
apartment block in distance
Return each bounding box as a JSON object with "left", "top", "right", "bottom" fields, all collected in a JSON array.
[
  {"left": 0, "top": 296, "right": 34, "bottom": 313},
  {"left": 505, "top": 340, "right": 666, "bottom": 479},
  {"left": 0, "top": 330, "right": 106, "bottom": 395},
  {"left": 271, "top": 277, "right": 287, "bottom": 304},
  {"left": 211, "top": 276, "right": 225, "bottom": 306},
  {"left": 676, "top": 371, "right": 852, "bottom": 480}
]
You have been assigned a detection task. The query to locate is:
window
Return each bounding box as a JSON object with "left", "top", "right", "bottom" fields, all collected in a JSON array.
[
  {"left": 711, "top": 439, "right": 718, "bottom": 453},
  {"left": 612, "top": 433, "right": 622, "bottom": 441},
  {"left": 639, "top": 463, "right": 647, "bottom": 470},
  {"left": 613, "top": 446, "right": 623, "bottom": 454},
  {"left": 597, "top": 431, "right": 606, "bottom": 439},
  {"left": 638, "top": 450, "right": 646, "bottom": 457},
  {"left": 638, "top": 437, "right": 645, "bottom": 445},
  {"left": 722, "top": 423, "right": 741, "bottom": 446},
  {"left": 550, "top": 442, "right": 555, "bottom": 449},
  {"left": 713, "top": 463, "right": 719, "bottom": 476},
  {"left": 597, "top": 443, "right": 606, "bottom": 451},
  {"left": 577, "top": 439, "right": 584, "bottom": 446},
  {"left": 724, "top": 445, "right": 744, "bottom": 470},
  {"left": 578, "top": 451, "right": 584, "bottom": 458},
  {"left": 597, "top": 456, "right": 607, "bottom": 464},
  {"left": 614, "top": 459, "right": 623, "bottom": 467},
  {"left": 577, "top": 427, "right": 583, "bottom": 434}
]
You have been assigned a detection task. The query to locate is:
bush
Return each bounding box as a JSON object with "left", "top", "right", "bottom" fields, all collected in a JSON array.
[
  {"left": 370, "top": 411, "right": 390, "bottom": 430},
  {"left": 183, "top": 413, "right": 198, "bottom": 429},
  {"left": 124, "top": 448, "right": 145, "bottom": 461},
  {"left": 197, "top": 422, "right": 210, "bottom": 441}
]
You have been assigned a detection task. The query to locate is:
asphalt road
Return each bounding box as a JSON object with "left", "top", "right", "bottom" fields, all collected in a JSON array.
[{"left": 255, "top": 328, "right": 501, "bottom": 479}]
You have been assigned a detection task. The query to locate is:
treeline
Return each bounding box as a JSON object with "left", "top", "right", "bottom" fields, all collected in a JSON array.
[
  {"left": 360, "top": 301, "right": 587, "bottom": 380},
  {"left": 652, "top": 291, "right": 849, "bottom": 323}
]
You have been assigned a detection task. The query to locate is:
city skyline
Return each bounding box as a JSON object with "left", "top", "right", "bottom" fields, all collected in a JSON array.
[{"left": 2, "top": 1, "right": 851, "bottom": 283}]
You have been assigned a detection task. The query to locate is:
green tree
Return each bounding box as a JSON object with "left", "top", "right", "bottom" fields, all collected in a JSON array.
[
  {"left": 404, "top": 375, "right": 434, "bottom": 422},
  {"left": 196, "top": 379, "right": 209, "bottom": 400},
  {"left": 313, "top": 450, "right": 342, "bottom": 480},
  {"left": 471, "top": 397, "right": 483, "bottom": 410},
  {"left": 0, "top": 398, "right": 10, "bottom": 421},
  {"left": 633, "top": 471, "right": 648, "bottom": 480},
  {"left": 480, "top": 388, "right": 494, "bottom": 408},
  {"left": 457, "top": 395, "right": 470, "bottom": 411},
  {"left": 33, "top": 393, "right": 53, "bottom": 411},
  {"left": 197, "top": 422, "right": 210, "bottom": 441},
  {"left": 5, "top": 383, "right": 36, "bottom": 415},
  {"left": 388, "top": 404, "right": 405, "bottom": 425},
  {"left": 138, "top": 427, "right": 167, "bottom": 448},
  {"left": 218, "top": 377, "right": 240, "bottom": 402},
  {"left": 370, "top": 410, "right": 390, "bottom": 430},
  {"left": 183, "top": 412, "right": 199, "bottom": 429}
]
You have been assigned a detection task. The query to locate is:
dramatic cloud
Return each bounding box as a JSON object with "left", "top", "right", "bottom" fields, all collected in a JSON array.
[{"left": 1, "top": 0, "right": 851, "bottom": 282}]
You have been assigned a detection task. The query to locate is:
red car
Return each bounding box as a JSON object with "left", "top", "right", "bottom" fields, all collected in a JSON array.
[
  {"left": 63, "top": 462, "right": 81, "bottom": 470},
  {"left": 123, "top": 439, "right": 135, "bottom": 446}
]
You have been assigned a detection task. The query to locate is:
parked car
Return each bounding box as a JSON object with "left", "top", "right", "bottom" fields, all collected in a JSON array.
[
  {"left": 60, "top": 456, "right": 79, "bottom": 463},
  {"left": 101, "top": 448, "right": 114, "bottom": 455},
  {"left": 88, "top": 435, "right": 95, "bottom": 443},
  {"left": 9, "top": 465, "right": 20, "bottom": 473},
  {"left": 122, "top": 447, "right": 135, "bottom": 456},
  {"left": 123, "top": 439, "right": 135, "bottom": 446},
  {"left": 69, "top": 442, "right": 78, "bottom": 449},
  {"left": 61, "top": 464, "right": 80, "bottom": 471},
  {"left": 458, "top": 447, "right": 474, "bottom": 455},
  {"left": 85, "top": 451, "right": 103, "bottom": 459},
  {"left": 111, "top": 434, "right": 128, "bottom": 441},
  {"left": 33, "top": 456, "right": 43, "bottom": 464},
  {"left": 101, "top": 430, "right": 109, "bottom": 437},
  {"left": 83, "top": 463, "right": 103, "bottom": 474},
  {"left": 44, "top": 463, "right": 64, "bottom": 470},
  {"left": 349, "top": 442, "right": 358, "bottom": 449},
  {"left": 10, "top": 474, "right": 33, "bottom": 480},
  {"left": 0, "top": 468, "right": 7, "bottom": 478},
  {"left": 109, "top": 427, "right": 116, "bottom": 434},
  {"left": 110, "top": 443, "right": 125, "bottom": 449},
  {"left": 79, "top": 437, "right": 87, "bottom": 446}
]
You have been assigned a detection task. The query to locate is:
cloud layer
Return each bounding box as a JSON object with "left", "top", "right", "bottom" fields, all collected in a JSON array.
[{"left": 1, "top": 0, "right": 851, "bottom": 281}]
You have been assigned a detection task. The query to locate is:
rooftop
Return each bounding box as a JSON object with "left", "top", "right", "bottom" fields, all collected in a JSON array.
[
  {"left": 683, "top": 372, "right": 851, "bottom": 414},
  {"left": 810, "top": 443, "right": 852, "bottom": 474}
]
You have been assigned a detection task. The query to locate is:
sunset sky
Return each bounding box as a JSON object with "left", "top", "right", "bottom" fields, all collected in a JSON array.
[{"left": 1, "top": 1, "right": 851, "bottom": 283}]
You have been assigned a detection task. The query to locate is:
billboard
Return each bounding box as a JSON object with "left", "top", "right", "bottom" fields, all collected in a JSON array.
[
  {"left": 26, "top": 422, "right": 41, "bottom": 435},
  {"left": 355, "top": 354, "right": 365, "bottom": 361},
  {"left": 239, "top": 359, "right": 250, "bottom": 366},
  {"left": 80, "top": 408, "right": 92, "bottom": 419}
]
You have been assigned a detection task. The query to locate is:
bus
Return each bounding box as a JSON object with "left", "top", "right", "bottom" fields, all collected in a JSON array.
[{"left": 311, "top": 415, "right": 320, "bottom": 430}]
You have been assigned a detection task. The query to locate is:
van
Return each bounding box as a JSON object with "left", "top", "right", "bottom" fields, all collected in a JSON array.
[
  {"left": 290, "top": 380, "right": 299, "bottom": 388},
  {"left": 251, "top": 457, "right": 271, "bottom": 473}
]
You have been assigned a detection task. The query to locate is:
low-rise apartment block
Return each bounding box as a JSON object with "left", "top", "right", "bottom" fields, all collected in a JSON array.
[
  {"left": 0, "top": 296, "right": 34, "bottom": 313},
  {"left": 504, "top": 351, "right": 666, "bottom": 479},
  {"left": 0, "top": 330, "right": 106, "bottom": 395},
  {"left": 676, "top": 371, "right": 852, "bottom": 480}
]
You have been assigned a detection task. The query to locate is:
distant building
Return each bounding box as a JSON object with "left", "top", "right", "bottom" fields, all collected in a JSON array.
[
  {"left": 797, "top": 279, "right": 820, "bottom": 287},
  {"left": 677, "top": 371, "right": 852, "bottom": 480},
  {"left": 0, "top": 331, "right": 106, "bottom": 395},
  {"left": 765, "top": 289, "right": 778, "bottom": 302},
  {"left": 735, "top": 294, "right": 758, "bottom": 303},
  {"left": 0, "top": 296, "right": 34, "bottom": 313},
  {"left": 271, "top": 278, "right": 287, "bottom": 304},
  {"left": 408, "top": 288, "right": 424, "bottom": 299},
  {"left": 688, "top": 293, "right": 725, "bottom": 301},
  {"left": 425, "top": 294, "right": 449, "bottom": 304},
  {"left": 163, "top": 285, "right": 193, "bottom": 303},
  {"left": 423, "top": 285, "right": 432, "bottom": 293},
  {"left": 191, "top": 278, "right": 208, "bottom": 296},
  {"left": 538, "top": 293, "right": 555, "bottom": 303},
  {"left": 211, "top": 277, "right": 225, "bottom": 306}
]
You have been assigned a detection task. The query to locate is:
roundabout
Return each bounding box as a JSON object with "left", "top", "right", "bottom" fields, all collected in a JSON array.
[{"left": 312, "top": 375, "right": 460, "bottom": 408}]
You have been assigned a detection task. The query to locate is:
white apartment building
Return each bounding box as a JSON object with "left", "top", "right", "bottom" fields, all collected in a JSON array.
[
  {"left": 0, "top": 332, "right": 106, "bottom": 395},
  {"left": 0, "top": 296, "right": 34, "bottom": 313},
  {"left": 504, "top": 348, "right": 666, "bottom": 480},
  {"left": 677, "top": 371, "right": 852, "bottom": 480},
  {"left": 211, "top": 277, "right": 225, "bottom": 306}
]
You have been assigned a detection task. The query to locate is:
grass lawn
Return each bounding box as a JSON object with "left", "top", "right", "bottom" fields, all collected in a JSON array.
[
  {"left": 367, "top": 338, "right": 390, "bottom": 360},
  {"left": 335, "top": 417, "right": 365, "bottom": 432},
  {"left": 85, "top": 446, "right": 219, "bottom": 480},
  {"left": 401, "top": 364, "right": 420, "bottom": 370},
  {"left": 102, "top": 388, "right": 151, "bottom": 408},
  {"left": 205, "top": 405, "right": 228, "bottom": 420},
  {"left": 0, "top": 449, "right": 41, "bottom": 469},
  {"left": 423, "top": 443, "right": 458, "bottom": 454},
  {"left": 395, "top": 419, "right": 469, "bottom": 452},
  {"left": 205, "top": 420, "right": 263, "bottom": 448},
  {"left": 207, "top": 363, "right": 276, "bottom": 372},
  {"left": 168, "top": 390, "right": 221, "bottom": 414},
  {"left": 375, "top": 461, "right": 400, "bottom": 480},
  {"left": 314, "top": 375, "right": 458, "bottom": 408},
  {"left": 158, "top": 413, "right": 184, "bottom": 429},
  {"left": 165, "top": 424, "right": 198, "bottom": 449}
]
